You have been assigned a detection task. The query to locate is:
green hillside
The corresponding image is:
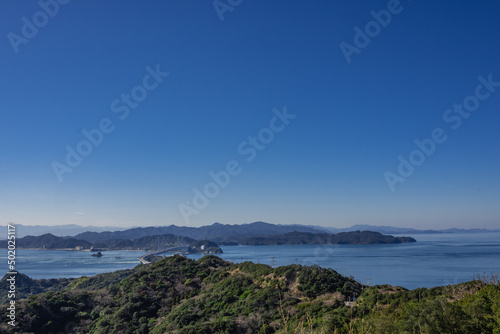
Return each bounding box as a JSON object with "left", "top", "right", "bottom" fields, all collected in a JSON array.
[{"left": 1, "top": 256, "right": 499, "bottom": 333}]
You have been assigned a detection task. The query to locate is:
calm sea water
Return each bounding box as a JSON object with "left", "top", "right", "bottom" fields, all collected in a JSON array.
[
  {"left": 2, "top": 250, "right": 148, "bottom": 279},
  {"left": 2, "top": 233, "right": 500, "bottom": 289}
]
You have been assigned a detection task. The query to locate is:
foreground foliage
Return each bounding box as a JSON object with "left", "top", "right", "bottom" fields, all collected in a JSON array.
[{"left": 0, "top": 256, "right": 499, "bottom": 333}]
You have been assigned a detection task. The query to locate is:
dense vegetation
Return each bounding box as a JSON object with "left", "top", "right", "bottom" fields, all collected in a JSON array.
[
  {"left": 0, "top": 233, "right": 222, "bottom": 254},
  {"left": 92, "top": 234, "right": 210, "bottom": 251},
  {"left": 1, "top": 256, "right": 498, "bottom": 333},
  {"left": 0, "top": 268, "right": 140, "bottom": 305}
]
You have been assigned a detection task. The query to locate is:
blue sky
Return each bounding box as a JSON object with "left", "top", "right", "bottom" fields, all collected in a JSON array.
[{"left": 0, "top": 0, "right": 499, "bottom": 229}]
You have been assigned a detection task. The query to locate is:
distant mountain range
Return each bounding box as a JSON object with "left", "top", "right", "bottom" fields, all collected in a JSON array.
[
  {"left": 0, "top": 224, "right": 127, "bottom": 238},
  {"left": 319, "top": 225, "right": 500, "bottom": 235},
  {"left": 1, "top": 222, "right": 497, "bottom": 240},
  {"left": 73, "top": 222, "right": 499, "bottom": 242},
  {"left": 73, "top": 222, "right": 324, "bottom": 243},
  {"left": 0, "top": 230, "right": 415, "bottom": 252},
  {"left": 0, "top": 222, "right": 419, "bottom": 250}
]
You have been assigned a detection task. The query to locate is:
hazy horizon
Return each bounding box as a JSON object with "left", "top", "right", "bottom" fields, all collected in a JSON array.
[
  {"left": 2, "top": 1, "right": 499, "bottom": 230},
  {"left": 2, "top": 221, "right": 499, "bottom": 232}
]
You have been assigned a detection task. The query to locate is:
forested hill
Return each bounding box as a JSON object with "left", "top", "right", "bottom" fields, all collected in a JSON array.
[
  {"left": 0, "top": 233, "right": 222, "bottom": 254},
  {"left": 0, "top": 233, "right": 91, "bottom": 249},
  {"left": 74, "top": 222, "right": 324, "bottom": 243},
  {"left": 73, "top": 222, "right": 416, "bottom": 245},
  {"left": 1, "top": 255, "right": 499, "bottom": 333},
  {"left": 238, "top": 231, "right": 416, "bottom": 245}
]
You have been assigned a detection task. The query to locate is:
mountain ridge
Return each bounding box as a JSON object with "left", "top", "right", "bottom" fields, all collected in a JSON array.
[
  {"left": 0, "top": 230, "right": 416, "bottom": 250},
  {"left": 73, "top": 221, "right": 325, "bottom": 243},
  {"left": 0, "top": 233, "right": 223, "bottom": 254},
  {"left": 2, "top": 222, "right": 498, "bottom": 240}
]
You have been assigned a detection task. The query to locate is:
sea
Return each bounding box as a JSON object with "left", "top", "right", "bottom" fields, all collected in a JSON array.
[{"left": 3, "top": 232, "right": 500, "bottom": 290}]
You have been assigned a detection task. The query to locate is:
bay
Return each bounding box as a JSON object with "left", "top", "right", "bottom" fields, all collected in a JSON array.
[
  {"left": 2, "top": 233, "right": 500, "bottom": 289},
  {"left": 1, "top": 249, "right": 148, "bottom": 279}
]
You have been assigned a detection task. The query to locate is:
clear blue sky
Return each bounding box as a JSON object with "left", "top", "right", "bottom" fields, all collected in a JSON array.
[{"left": 1, "top": 0, "right": 499, "bottom": 229}]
